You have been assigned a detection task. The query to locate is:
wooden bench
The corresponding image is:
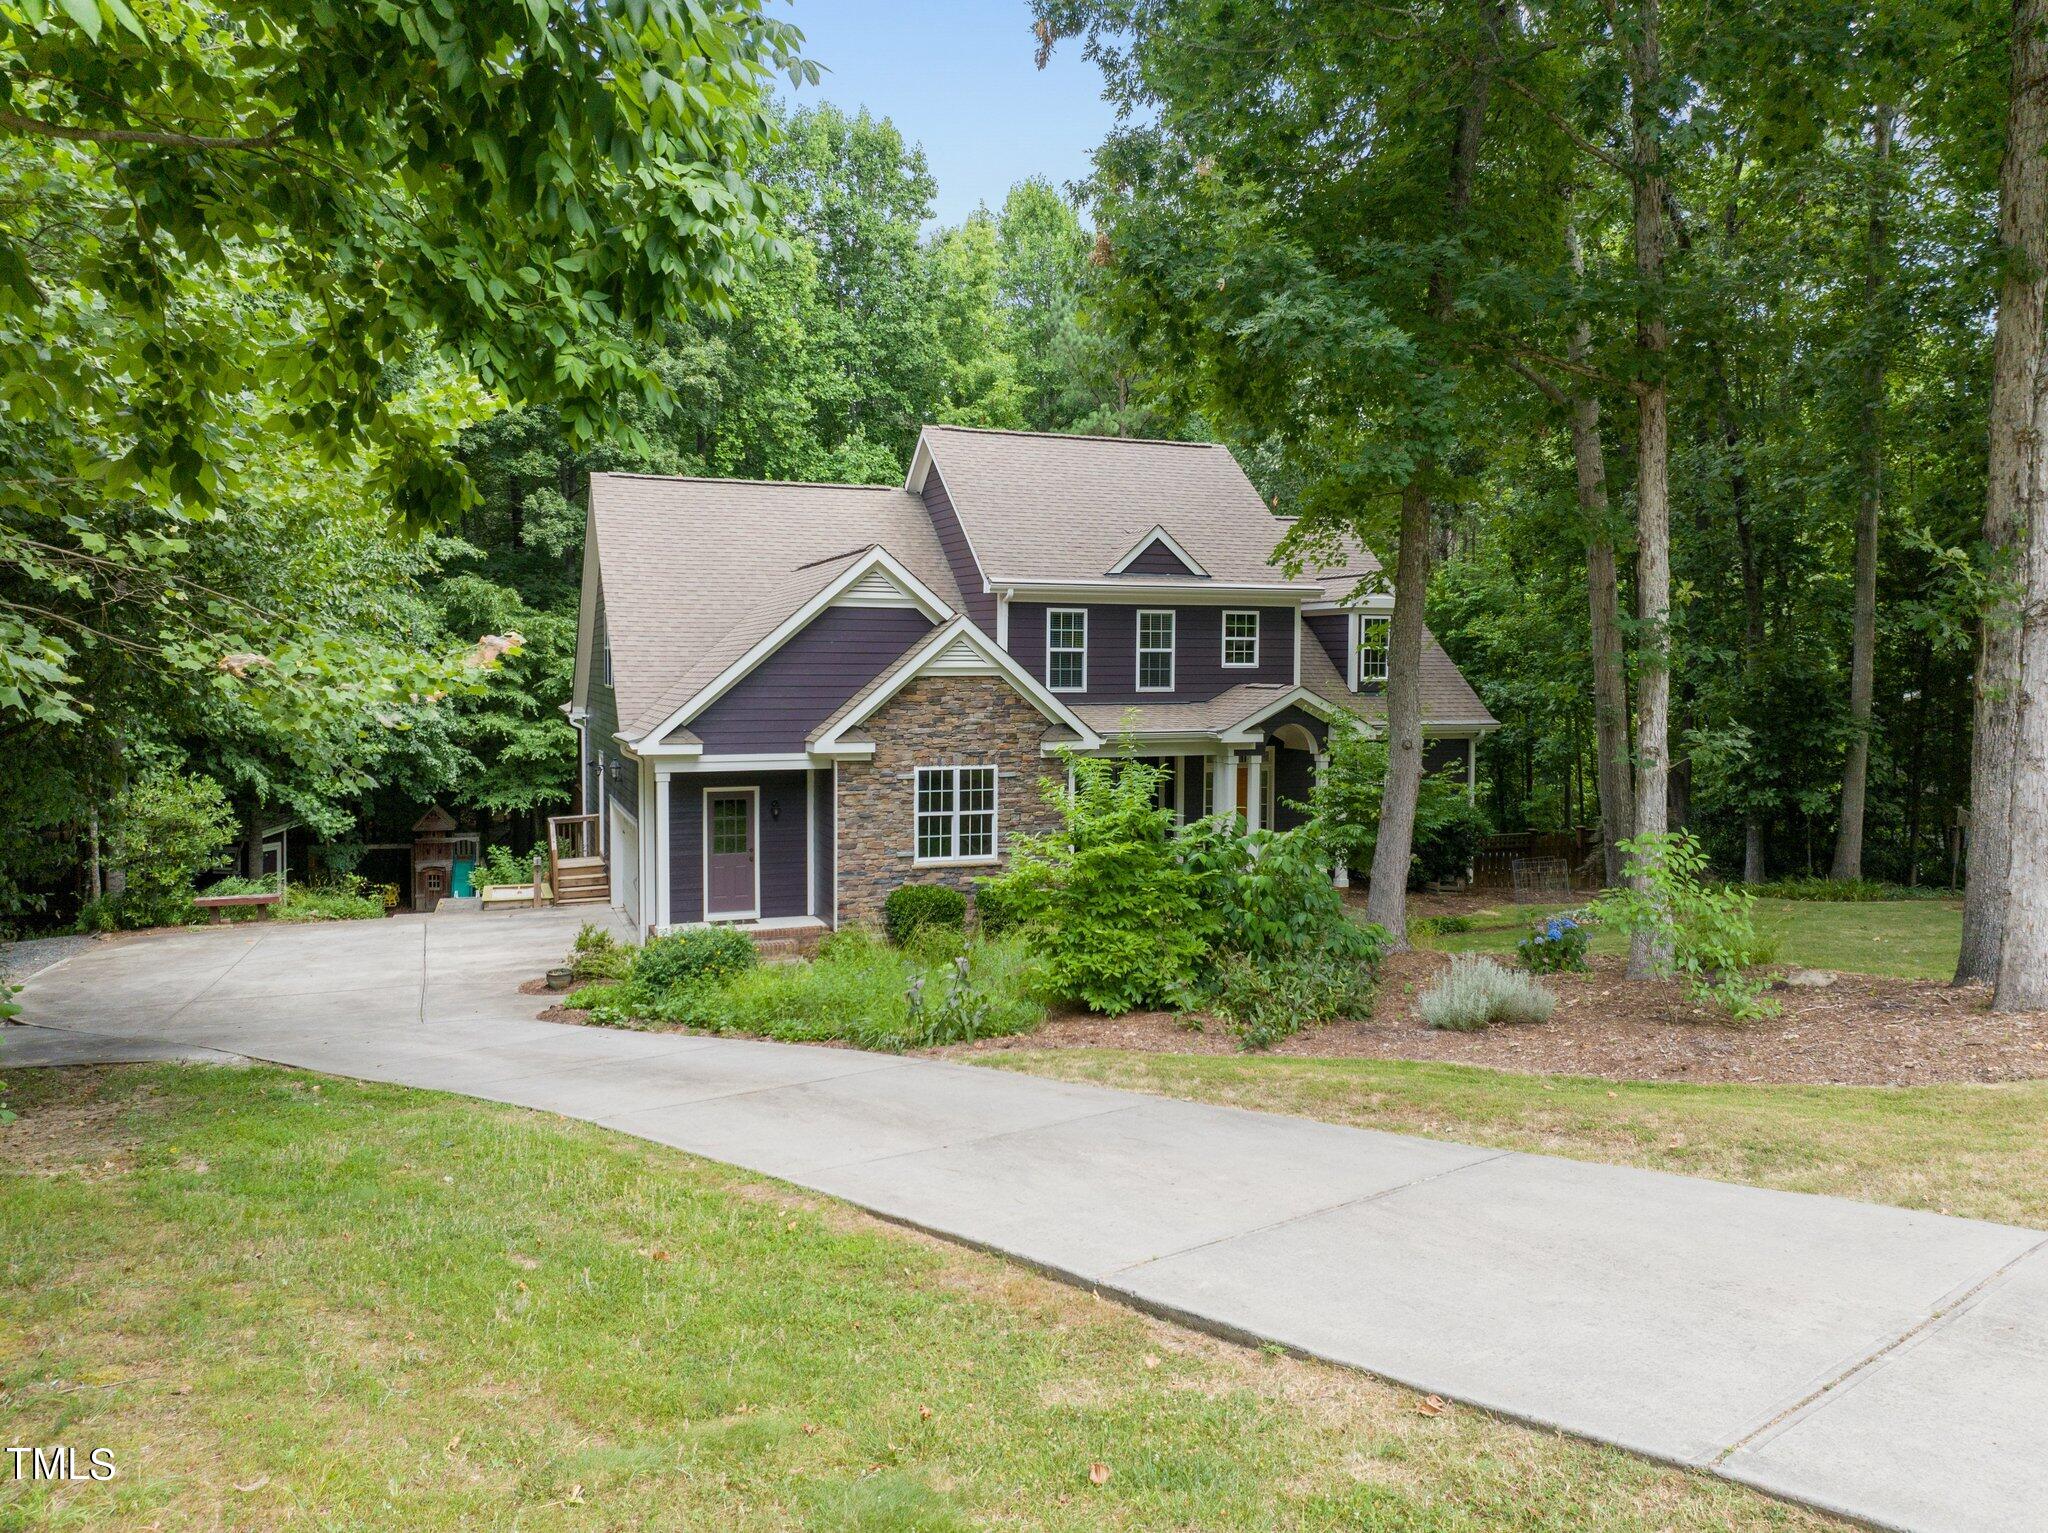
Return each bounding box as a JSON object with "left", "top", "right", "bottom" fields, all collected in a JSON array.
[{"left": 192, "top": 892, "right": 284, "bottom": 924}]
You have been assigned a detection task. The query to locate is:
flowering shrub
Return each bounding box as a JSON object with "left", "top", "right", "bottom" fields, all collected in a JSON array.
[{"left": 1517, "top": 912, "right": 1591, "bottom": 973}]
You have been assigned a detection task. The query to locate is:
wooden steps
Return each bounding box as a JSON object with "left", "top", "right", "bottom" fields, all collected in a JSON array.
[{"left": 552, "top": 855, "right": 609, "bottom": 906}]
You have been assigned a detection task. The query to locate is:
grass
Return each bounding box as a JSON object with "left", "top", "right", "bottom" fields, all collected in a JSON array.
[
  {"left": 570, "top": 931, "right": 1046, "bottom": 1052},
  {"left": 0, "top": 1065, "right": 1836, "bottom": 1532},
  {"left": 979, "top": 1051, "right": 2048, "bottom": 1229},
  {"left": 1424, "top": 896, "right": 1963, "bottom": 980}
]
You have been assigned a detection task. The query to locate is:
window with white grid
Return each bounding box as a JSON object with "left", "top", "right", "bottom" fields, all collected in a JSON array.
[
  {"left": 915, "top": 765, "right": 997, "bottom": 863},
  {"left": 1047, "top": 608, "right": 1086, "bottom": 692},
  {"left": 1358, "top": 615, "right": 1390, "bottom": 684},
  {"left": 1137, "top": 610, "right": 1175, "bottom": 691},
  {"left": 1222, "top": 610, "right": 1259, "bottom": 668}
]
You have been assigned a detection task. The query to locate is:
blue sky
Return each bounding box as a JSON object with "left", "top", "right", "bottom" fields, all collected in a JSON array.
[{"left": 780, "top": 0, "right": 1120, "bottom": 225}]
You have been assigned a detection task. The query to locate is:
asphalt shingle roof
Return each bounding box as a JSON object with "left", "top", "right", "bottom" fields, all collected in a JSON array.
[
  {"left": 589, "top": 475, "right": 964, "bottom": 743},
  {"left": 919, "top": 426, "right": 1382, "bottom": 594}
]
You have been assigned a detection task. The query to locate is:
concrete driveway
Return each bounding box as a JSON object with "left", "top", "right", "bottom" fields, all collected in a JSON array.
[{"left": 7, "top": 909, "right": 2045, "bottom": 1533}]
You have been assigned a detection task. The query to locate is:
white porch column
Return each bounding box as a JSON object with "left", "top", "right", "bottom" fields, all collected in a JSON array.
[
  {"left": 1214, "top": 749, "right": 1239, "bottom": 820},
  {"left": 1173, "top": 755, "right": 1190, "bottom": 822},
  {"left": 1244, "top": 750, "right": 1264, "bottom": 832},
  {"left": 653, "top": 766, "right": 673, "bottom": 935}
]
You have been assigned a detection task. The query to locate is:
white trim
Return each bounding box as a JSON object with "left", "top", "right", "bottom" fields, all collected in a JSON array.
[
  {"left": 1347, "top": 611, "right": 1358, "bottom": 691},
  {"left": 1245, "top": 749, "right": 1265, "bottom": 832},
  {"left": 912, "top": 762, "right": 1000, "bottom": 867},
  {"left": 1046, "top": 606, "right": 1088, "bottom": 693},
  {"left": 1293, "top": 608, "right": 1303, "bottom": 686},
  {"left": 1302, "top": 592, "right": 1394, "bottom": 615},
  {"left": 653, "top": 766, "right": 673, "bottom": 934},
  {"left": 1216, "top": 686, "right": 1352, "bottom": 744},
  {"left": 663, "top": 752, "right": 813, "bottom": 773},
  {"left": 904, "top": 443, "right": 994, "bottom": 600},
  {"left": 1136, "top": 609, "right": 1176, "bottom": 693},
  {"left": 989, "top": 577, "right": 1316, "bottom": 602},
  {"left": 632, "top": 547, "right": 954, "bottom": 750},
  {"left": 701, "top": 785, "right": 762, "bottom": 921},
  {"left": 1356, "top": 612, "right": 1391, "bottom": 685},
  {"left": 830, "top": 763, "right": 841, "bottom": 929},
  {"left": 996, "top": 592, "right": 1010, "bottom": 648},
  {"left": 805, "top": 767, "right": 817, "bottom": 918},
  {"left": 1221, "top": 608, "right": 1260, "bottom": 669},
  {"left": 1107, "top": 524, "right": 1210, "bottom": 578},
  {"left": 809, "top": 616, "right": 1103, "bottom": 755}
]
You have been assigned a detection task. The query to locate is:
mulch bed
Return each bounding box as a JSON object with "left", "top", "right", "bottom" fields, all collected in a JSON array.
[{"left": 949, "top": 951, "right": 2048, "bottom": 1088}]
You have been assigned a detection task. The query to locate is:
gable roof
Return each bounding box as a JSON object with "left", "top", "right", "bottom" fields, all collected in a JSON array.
[
  {"left": 911, "top": 425, "right": 1378, "bottom": 592},
  {"left": 588, "top": 474, "right": 966, "bottom": 744}
]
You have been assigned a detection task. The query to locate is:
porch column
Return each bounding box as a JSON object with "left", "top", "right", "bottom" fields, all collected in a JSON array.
[
  {"left": 654, "top": 766, "right": 673, "bottom": 935},
  {"left": 1244, "top": 750, "right": 1264, "bottom": 832},
  {"left": 1214, "top": 749, "right": 1239, "bottom": 820}
]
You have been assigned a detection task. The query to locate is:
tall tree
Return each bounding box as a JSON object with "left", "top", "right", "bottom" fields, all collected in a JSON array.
[{"left": 1990, "top": 0, "right": 2048, "bottom": 1007}]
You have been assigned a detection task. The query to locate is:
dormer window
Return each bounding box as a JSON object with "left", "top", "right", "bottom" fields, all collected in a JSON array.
[{"left": 1357, "top": 615, "right": 1390, "bottom": 685}]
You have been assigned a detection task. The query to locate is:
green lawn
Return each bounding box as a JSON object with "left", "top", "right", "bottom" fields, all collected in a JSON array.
[
  {"left": 981, "top": 1052, "right": 2048, "bottom": 1229},
  {"left": 1426, "top": 896, "right": 1963, "bottom": 980},
  {"left": 0, "top": 1066, "right": 1837, "bottom": 1533}
]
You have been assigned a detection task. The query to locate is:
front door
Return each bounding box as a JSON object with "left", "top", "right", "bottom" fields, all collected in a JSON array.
[{"left": 705, "top": 790, "right": 757, "bottom": 918}]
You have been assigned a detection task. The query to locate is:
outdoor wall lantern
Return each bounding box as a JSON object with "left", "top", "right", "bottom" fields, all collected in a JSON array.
[{"left": 768, "top": 798, "right": 782, "bottom": 821}]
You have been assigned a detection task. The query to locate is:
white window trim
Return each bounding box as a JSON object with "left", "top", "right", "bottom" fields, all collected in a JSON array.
[
  {"left": 1136, "top": 609, "right": 1176, "bottom": 693},
  {"left": 701, "top": 785, "right": 761, "bottom": 921},
  {"left": 1221, "top": 609, "right": 1260, "bottom": 669},
  {"left": 1047, "top": 607, "right": 1088, "bottom": 694},
  {"left": 1357, "top": 613, "right": 1391, "bottom": 685},
  {"left": 913, "top": 764, "right": 1000, "bottom": 867}
]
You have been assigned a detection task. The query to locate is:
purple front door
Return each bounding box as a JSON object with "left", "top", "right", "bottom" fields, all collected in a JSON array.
[{"left": 705, "top": 791, "right": 756, "bottom": 917}]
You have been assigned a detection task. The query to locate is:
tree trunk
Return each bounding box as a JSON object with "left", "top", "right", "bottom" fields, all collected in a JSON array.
[
  {"left": 1364, "top": 0, "right": 1501, "bottom": 946},
  {"left": 1833, "top": 104, "right": 1897, "bottom": 880},
  {"left": 1625, "top": 0, "right": 1672, "bottom": 980},
  {"left": 1963, "top": 0, "right": 2048, "bottom": 986},
  {"left": 1993, "top": 0, "right": 2048, "bottom": 1009},
  {"left": 1366, "top": 480, "right": 1435, "bottom": 944},
  {"left": 1566, "top": 222, "right": 1634, "bottom": 887},
  {"left": 1744, "top": 818, "right": 1765, "bottom": 883}
]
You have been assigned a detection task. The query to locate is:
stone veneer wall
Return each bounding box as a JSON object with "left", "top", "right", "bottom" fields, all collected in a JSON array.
[{"left": 835, "top": 675, "right": 1064, "bottom": 927}]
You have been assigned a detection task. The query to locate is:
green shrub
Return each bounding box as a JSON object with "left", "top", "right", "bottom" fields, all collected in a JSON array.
[
  {"left": 475, "top": 844, "right": 534, "bottom": 888},
  {"left": 94, "top": 769, "right": 239, "bottom": 929},
  {"left": 566, "top": 923, "right": 633, "bottom": 981},
  {"left": 970, "top": 876, "right": 1025, "bottom": 937},
  {"left": 632, "top": 927, "right": 757, "bottom": 993},
  {"left": 1418, "top": 957, "right": 1557, "bottom": 1031},
  {"left": 1600, "top": 832, "right": 1781, "bottom": 1020},
  {"left": 279, "top": 881, "right": 384, "bottom": 922},
  {"left": 1516, "top": 912, "right": 1592, "bottom": 974},
  {"left": 204, "top": 874, "right": 279, "bottom": 897},
  {"left": 1742, "top": 876, "right": 1944, "bottom": 903},
  {"left": 1304, "top": 721, "right": 1489, "bottom": 888},
  {"left": 1411, "top": 913, "right": 1476, "bottom": 938},
  {"left": 883, "top": 883, "right": 967, "bottom": 945},
  {"left": 1176, "top": 819, "right": 1383, "bottom": 966},
  {"left": 573, "top": 923, "right": 617, "bottom": 953},
  {"left": 978, "top": 754, "right": 1208, "bottom": 1013},
  {"left": 1203, "top": 951, "right": 1380, "bottom": 1052}
]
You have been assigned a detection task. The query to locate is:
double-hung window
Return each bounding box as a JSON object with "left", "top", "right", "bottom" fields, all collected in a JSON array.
[
  {"left": 1222, "top": 610, "right": 1260, "bottom": 668},
  {"left": 1047, "top": 608, "right": 1087, "bottom": 692},
  {"left": 1137, "top": 610, "right": 1175, "bottom": 691},
  {"left": 1357, "top": 614, "right": 1390, "bottom": 685},
  {"left": 915, "top": 765, "right": 997, "bottom": 864}
]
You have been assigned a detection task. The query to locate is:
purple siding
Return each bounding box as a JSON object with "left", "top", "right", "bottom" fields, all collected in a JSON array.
[
  {"left": 683, "top": 606, "right": 935, "bottom": 753},
  {"left": 1424, "top": 735, "right": 1471, "bottom": 778},
  {"left": 1305, "top": 612, "right": 1351, "bottom": 684},
  {"left": 812, "top": 767, "right": 833, "bottom": 918},
  {"left": 1119, "top": 539, "right": 1205, "bottom": 577},
  {"left": 1008, "top": 603, "right": 1293, "bottom": 703},
  {"left": 921, "top": 469, "right": 995, "bottom": 633},
  {"left": 669, "top": 770, "right": 809, "bottom": 924}
]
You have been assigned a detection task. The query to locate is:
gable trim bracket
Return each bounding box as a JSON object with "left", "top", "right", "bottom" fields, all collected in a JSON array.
[{"left": 1108, "top": 524, "right": 1210, "bottom": 578}]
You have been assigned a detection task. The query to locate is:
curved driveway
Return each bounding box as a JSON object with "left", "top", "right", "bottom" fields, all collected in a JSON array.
[{"left": 7, "top": 908, "right": 2046, "bottom": 1533}]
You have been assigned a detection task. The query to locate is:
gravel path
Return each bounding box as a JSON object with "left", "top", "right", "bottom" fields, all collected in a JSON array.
[{"left": 0, "top": 932, "right": 99, "bottom": 988}]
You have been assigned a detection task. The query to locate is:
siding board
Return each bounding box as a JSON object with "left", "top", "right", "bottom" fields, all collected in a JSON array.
[
  {"left": 1120, "top": 540, "right": 1205, "bottom": 577},
  {"left": 1008, "top": 603, "right": 1292, "bottom": 703},
  {"left": 922, "top": 470, "right": 995, "bottom": 632},
  {"left": 1305, "top": 612, "right": 1351, "bottom": 684},
  {"left": 685, "top": 606, "right": 935, "bottom": 753},
  {"left": 668, "top": 770, "right": 809, "bottom": 925}
]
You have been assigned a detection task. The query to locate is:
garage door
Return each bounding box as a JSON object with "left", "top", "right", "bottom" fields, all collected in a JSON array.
[{"left": 609, "top": 802, "right": 640, "bottom": 932}]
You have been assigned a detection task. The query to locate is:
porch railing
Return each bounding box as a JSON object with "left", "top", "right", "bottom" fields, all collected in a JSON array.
[{"left": 546, "top": 813, "right": 601, "bottom": 902}]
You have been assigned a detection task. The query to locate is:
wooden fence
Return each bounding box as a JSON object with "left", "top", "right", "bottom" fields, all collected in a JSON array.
[{"left": 1470, "top": 829, "right": 1603, "bottom": 893}]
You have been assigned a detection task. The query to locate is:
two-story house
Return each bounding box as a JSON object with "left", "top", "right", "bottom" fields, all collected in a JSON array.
[{"left": 569, "top": 426, "right": 1495, "bottom": 934}]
